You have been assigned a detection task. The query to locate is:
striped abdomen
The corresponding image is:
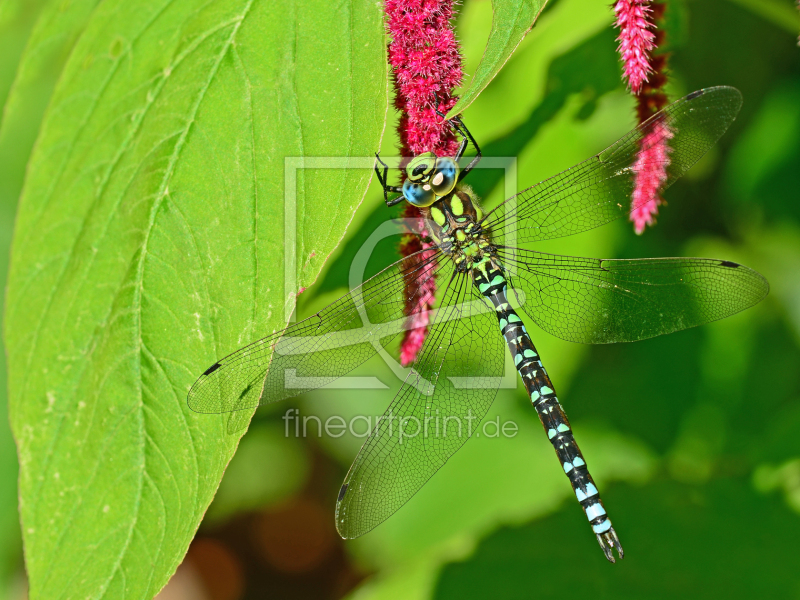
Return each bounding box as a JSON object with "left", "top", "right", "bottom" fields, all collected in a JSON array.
[{"left": 472, "top": 258, "right": 623, "bottom": 562}]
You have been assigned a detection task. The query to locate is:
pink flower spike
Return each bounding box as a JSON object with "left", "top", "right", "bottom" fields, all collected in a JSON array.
[
  {"left": 385, "top": 0, "right": 463, "bottom": 365},
  {"left": 386, "top": 0, "right": 462, "bottom": 158},
  {"left": 397, "top": 223, "right": 439, "bottom": 367},
  {"left": 614, "top": 0, "right": 656, "bottom": 94},
  {"left": 630, "top": 120, "right": 674, "bottom": 235}
]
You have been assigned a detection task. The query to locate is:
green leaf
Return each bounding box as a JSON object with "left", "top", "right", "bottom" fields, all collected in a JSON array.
[
  {"left": 447, "top": 0, "right": 551, "bottom": 118},
  {"left": 0, "top": 0, "right": 102, "bottom": 591},
  {"left": 4, "top": 0, "right": 387, "bottom": 597},
  {"left": 0, "top": 0, "right": 48, "bottom": 110}
]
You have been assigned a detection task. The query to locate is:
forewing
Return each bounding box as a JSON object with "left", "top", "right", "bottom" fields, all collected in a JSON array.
[
  {"left": 497, "top": 247, "right": 769, "bottom": 344},
  {"left": 187, "top": 248, "right": 444, "bottom": 414},
  {"left": 335, "top": 272, "right": 505, "bottom": 538},
  {"left": 484, "top": 86, "right": 743, "bottom": 245}
]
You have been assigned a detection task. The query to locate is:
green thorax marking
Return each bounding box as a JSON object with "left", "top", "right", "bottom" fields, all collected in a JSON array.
[
  {"left": 450, "top": 194, "right": 464, "bottom": 216},
  {"left": 422, "top": 185, "right": 491, "bottom": 269},
  {"left": 431, "top": 206, "right": 447, "bottom": 226}
]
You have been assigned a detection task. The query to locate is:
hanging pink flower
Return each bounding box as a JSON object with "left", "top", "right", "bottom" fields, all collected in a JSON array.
[
  {"left": 398, "top": 232, "right": 438, "bottom": 366},
  {"left": 385, "top": 0, "right": 463, "bottom": 366},
  {"left": 629, "top": 49, "right": 670, "bottom": 234},
  {"left": 614, "top": 0, "right": 656, "bottom": 94},
  {"left": 385, "top": 0, "right": 462, "bottom": 159},
  {"left": 614, "top": 1, "right": 670, "bottom": 234},
  {"left": 630, "top": 119, "right": 673, "bottom": 235}
]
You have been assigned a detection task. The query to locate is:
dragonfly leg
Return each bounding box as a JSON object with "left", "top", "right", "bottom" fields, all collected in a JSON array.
[
  {"left": 450, "top": 117, "right": 482, "bottom": 180},
  {"left": 453, "top": 135, "right": 470, "bottom": 165},
  {"left": 374, "top": 152, "right": 404, "bottom": 206},
  {"left": 435, "top": 111, "right": 483, "bottom": 180}
]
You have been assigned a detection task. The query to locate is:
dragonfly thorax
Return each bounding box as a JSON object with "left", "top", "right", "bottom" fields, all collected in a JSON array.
[{"left": 425, "top": 186, "right": 492, "bottom": 271}]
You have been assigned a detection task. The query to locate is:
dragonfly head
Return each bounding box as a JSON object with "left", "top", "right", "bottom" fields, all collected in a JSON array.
[{"left": 402, "top": 153, "right": 460, "bottom": 207}]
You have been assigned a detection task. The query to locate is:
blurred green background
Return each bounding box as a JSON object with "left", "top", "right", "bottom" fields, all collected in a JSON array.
[{"left": 1, "top": 0, "right": 798, "bottom": 598}]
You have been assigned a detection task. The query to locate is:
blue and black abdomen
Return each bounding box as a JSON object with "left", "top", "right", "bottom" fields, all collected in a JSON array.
[{"left": 472, "top": 258, "right": 623, "bottom": 561}]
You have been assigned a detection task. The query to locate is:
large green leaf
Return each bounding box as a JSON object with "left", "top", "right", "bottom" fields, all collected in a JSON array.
[
  {"left": 4, "top": 0, "right": 387, "bottom": 597},
  {"left": 0, "top": 0, "right": 102, "bottom": 591},
  {"left": 447, "top": 0, "right": 550, "bottom": 118},
  {"left": 0, "top": 0, "right": 49, "bottom": 591},
  {"left": 0, "top": 0, "right": 48, "bottom": 110}
]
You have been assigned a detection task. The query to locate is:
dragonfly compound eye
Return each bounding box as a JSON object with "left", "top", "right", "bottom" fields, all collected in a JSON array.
[
  {"left": 430, "top": 157, "right": 459, "bottom": 196},
  {"left": 402, "top": 179, "right": 436, "bottom": 207},
  {"left": 406, "top": 152, "right": 437, "bottom": 182}
]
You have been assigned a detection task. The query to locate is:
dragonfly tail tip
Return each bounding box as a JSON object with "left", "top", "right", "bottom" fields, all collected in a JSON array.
[{"left": 597, "top": 527, "right": 624, "bottom": 563}]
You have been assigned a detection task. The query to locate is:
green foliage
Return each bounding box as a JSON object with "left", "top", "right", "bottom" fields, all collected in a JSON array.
[
  {"left": 0, "top": 0, "right": 46, "bottom": 109},
  {"left": 0, "top": 0, "right": 102, "bottom": 593},
  {"left": 447, "top": 0, "right": 550, "bottom": 118},
  {"left": 435, "top": 479, "right": 800, "bottom": 599},
  {"left": 204, "top": 422, "right": 310, "bottom": 522},
  {"left": 342, "top": 1, "right": 800, "bottom": 598},
  {"left": 0, "top": 0, "right": 798, "bottom": 598},
  {"left": 3, "top": 0, "right": 385, "bottom": 597}
]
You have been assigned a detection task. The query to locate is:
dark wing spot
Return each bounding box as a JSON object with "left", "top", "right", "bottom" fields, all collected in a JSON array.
[
  {"left": 720, "top": 260, "right": 740, "bottom": 268},
  {"left": 686, "top": 89, "right": 705, "bottom": 100},
  {"left": 203, "top": 362, "right": 221, "bottom": 375},
  {"left": 238, "top": 383, "right": 253, "bottom": 401},
  {"left": 338, "top": 484, "right": 348, "bottom": 501}
]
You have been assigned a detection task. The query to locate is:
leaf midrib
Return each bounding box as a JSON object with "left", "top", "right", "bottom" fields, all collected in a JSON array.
[{"left": 99, "top": 3, "right": 254, "bottom": 596}]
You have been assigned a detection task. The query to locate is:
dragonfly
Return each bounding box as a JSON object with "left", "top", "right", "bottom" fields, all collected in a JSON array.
[{"left": 188, "top": 86, "right": 768, "bottom": 562}]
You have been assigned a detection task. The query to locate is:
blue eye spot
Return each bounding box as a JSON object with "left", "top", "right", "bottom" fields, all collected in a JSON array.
[{"left": 403, "top": 180, "right": 436, "bottom": 207}]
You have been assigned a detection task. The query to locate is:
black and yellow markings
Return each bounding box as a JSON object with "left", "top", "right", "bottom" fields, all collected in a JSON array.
[
  {"left": 450, "top": 194, "right": 464, "bottom": 216},
  {"left": 431, "top": 206, "right": 447, "bottom": 226}
]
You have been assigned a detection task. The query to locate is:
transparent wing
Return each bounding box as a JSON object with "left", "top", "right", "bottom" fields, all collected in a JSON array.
[
  {"left": 496, "top": 246, "right": 769, "bottom": 344},
  {"left": 335, "top": 271, "right": 505, "bottom": 538},
  {"left": 187, "top": 248, "right": 445, "bottom": 414},
  {"left": 484, "top": 86, "right": 743, "bottom": 245}
]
